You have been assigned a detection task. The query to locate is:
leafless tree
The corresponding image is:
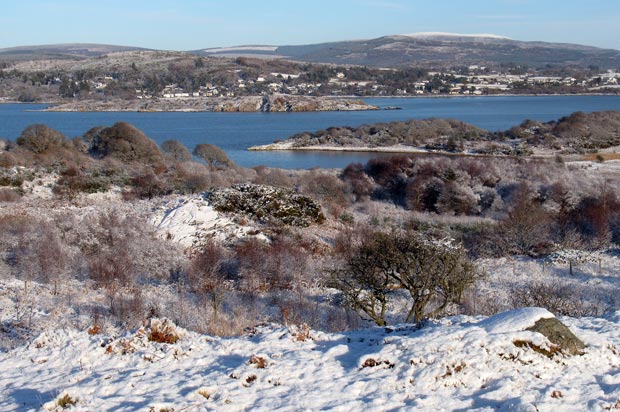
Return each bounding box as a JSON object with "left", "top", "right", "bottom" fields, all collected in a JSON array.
[{"left": 330, "top": 229, "right": 481, "bottom": 325}]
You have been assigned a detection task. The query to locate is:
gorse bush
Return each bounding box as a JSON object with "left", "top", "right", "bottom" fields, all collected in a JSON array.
[
  {"left": 16, "top": 124, "right": 68, "bottom": 154},
  {"left": 85, "top": 122, "right": 165, "bottom": 165},
  {"left": 209, "top": 183, "right": 325, "bottom": 227}
]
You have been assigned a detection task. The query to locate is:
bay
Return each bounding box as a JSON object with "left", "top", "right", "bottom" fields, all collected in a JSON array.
[{"left": 1, "top": 95, "right": 620, "bottom": 169}]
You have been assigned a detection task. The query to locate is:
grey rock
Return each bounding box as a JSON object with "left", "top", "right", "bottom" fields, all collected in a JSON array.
[{"left": 526, "top": 317, "right": 586, "bottom": 356}]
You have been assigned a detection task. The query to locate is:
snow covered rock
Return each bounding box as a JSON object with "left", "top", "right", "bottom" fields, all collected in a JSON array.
[
  {"left": 479, "top": 307, "right": 555, "bottom": 334},
  {"left": 526, "top": 317, "right": 586, "bottom": 356},
  {"left": 478, "top": 307, "right": 585, "bottom": 357}
]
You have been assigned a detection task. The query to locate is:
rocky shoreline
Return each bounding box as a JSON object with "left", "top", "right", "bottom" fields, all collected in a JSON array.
[{"left": 42, "top": 94, "right": 379, "bottom": 112}]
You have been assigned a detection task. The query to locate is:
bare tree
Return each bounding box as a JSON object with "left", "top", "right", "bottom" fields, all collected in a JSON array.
[{"left": 330, "top": 229, "right": 480, "bottom": 325}]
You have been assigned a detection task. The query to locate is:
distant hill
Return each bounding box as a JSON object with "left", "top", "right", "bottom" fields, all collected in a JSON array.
[
  {"left": 0, "top": 43, "right": 150, "bottom": 61},
  {"left": 5, "top": 35, "right": 620, "bottom": 68},
  {"left": 194, "top": 32, "right": 620, "bottom": 69}
]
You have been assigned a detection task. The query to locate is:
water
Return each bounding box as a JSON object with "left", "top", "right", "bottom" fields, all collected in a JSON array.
[{"left": 1, "top": 95, "right": 620, "bottom": 169}]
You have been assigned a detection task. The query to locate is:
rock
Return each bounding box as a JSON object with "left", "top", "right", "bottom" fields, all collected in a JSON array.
[
  {"left": 479, "top": 307, "right": 586, "bottom": 358},
  {"left": 525, "top": 317, "right": 586, "bottom": 356}
]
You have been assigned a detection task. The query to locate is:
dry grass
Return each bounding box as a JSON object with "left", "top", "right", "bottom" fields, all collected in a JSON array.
[
  {"left": 57, "top": 393, "right": 77, "bottom": 409},
  {"left": 147, "top": 318, "right": 181, "bottom": 344},
  {"left": 513, "top": 339, "right": 560, "bottom": 358},
  {"left": 249, "top": 355, "right": 268, "bottom": 369},
  {"left": 582, "top": 153, "right": 620, "bottom": 161},
  {"left": 290, "top": 323, "right": 312, "bottom": 342}
]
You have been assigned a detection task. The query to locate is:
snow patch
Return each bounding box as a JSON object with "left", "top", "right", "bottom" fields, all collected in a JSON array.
[
  {"left": 478, "top": 307, "right": 555, "bottom": 334},
  {"left": 2, "top": 312, "right": 620, "bottom": 411},
  {"left": 402, "top": 32, "right": 512, "bottom": 40},
  {"left": 203, "top": 46, "right": 278, "bottom": 53}
]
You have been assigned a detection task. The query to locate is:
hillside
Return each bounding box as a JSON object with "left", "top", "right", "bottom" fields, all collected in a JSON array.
[
  {"left": 4, "top": 116, "right": 620, "bottom": 410},
  {"left": 2, "top": 36, "right": 619, "bottom": 105},
  {"left": 0, "top": 44, "right": 149, "bottom": 62},
  {"left": 2, "top": 307, "right": 620, "bottom": 411},
  {"left": 197, "top": 32, "right": 620, "bottom": 69}
]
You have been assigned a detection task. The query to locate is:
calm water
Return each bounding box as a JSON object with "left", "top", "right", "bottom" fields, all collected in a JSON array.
[{"left": 1, "top": 95, "right": 620, "bottom": 169}]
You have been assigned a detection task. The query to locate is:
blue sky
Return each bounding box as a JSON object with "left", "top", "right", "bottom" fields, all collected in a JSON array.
[{"left": 1, "top": 0, "right": 619, "bottom": 50}]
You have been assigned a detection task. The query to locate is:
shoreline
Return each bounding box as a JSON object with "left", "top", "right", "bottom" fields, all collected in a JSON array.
[
  {"left": 2, "top": 92, "right": 619, "bottom": 110},
  {"left": 249, "top": 141, "right": 502, "bottom": 157},
  {"left": 36, "top": 95, "right": 380, "bottom": 113},
  {"left": 363, "top": 92, "right": 620, "bottom": 99}
]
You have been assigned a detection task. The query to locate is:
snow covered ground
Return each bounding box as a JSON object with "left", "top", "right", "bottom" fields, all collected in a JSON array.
[
  {"left": 2, "top": 308, "right": 620, "bottom": 412},
  {"left": 150, "top": 194, "right": 267, "bottom": 248}
]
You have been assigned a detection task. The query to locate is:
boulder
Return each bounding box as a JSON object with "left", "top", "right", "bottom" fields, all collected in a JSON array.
[{"left": 526, "top": 317, "right": 586, "bottom": 356}]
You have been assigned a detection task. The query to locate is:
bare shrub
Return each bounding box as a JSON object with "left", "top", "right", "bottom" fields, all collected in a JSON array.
[
  {"left": 161, "top": 139, "right": 192, "bottom": 162},
  {"left": 193, "top": 143, "right": 232, "bottom": 169},
  {"left": 147, "top": 318, "right": 181, "bottom": 344},
  {"left": 341, "top": 162, "right": 374, "bottom": 202},
  {"left": 88, "top": 246, "right": 133, "bottom": 288},
  {"left": 129, "top": 172, "right": 171, "bottom": 199},
  {"left": 235, "top": 237, "right": 269, "bottom": 294},
  {"left": 189, "top": 240, "right": 230, "bottom": 322},
  {"left": 110, "top": 287, "right": 145, "bottom": 325},
  {"left": 510, "top": 280, "right": 606, "bottom": 317},
  {"left": 436, "top": 181, "right": 480, "bottom": 215},
  {"left": 16, "top": 124, "right": 67, "bottom": 154},
  {"left": 0, "top": 188, "right": 21, "bottom": 202},
  {"left": 252, "top": 166, "right": 295, "bottom": 187},
  {"left": 330, "top": 228, "right": 481, "bottom": 325},
  {"left": 299, "top": 171, "right": 347, "bottom": 204},
  {"left": 0, "top": 152, "right": 18, "bottom": 168},
  {"left": 235, "top": 234, "right": 312, "bottom": 296},
  {"left": 53, "top": 165, "right": 114, "bottom": 199},
  {"left": 500, "top": 184, "right": 553, "bottom": 255},
  {"left": 404, "top": 176, "right": 443, "bottom": 212},
  {"left": 265, "top": 234, "right": 311, "bottom": 290}
]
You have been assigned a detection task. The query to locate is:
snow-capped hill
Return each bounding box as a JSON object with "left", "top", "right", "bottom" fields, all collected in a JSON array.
[
  {"left": 401, "top": 32, "right": 512, "bottom": 40},
  {"left": 3, "top": 310, "right": 620, "bottom": 411},
  {"left": 201, "top": 45, "right": 278, "bottom": 54}
]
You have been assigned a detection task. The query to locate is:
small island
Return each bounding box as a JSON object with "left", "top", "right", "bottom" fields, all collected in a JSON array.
[
  {"left": 250, "top": 111, "right": 620, "bottom": 157},
  {"left": 43, "top": 94, "right": 378, "bottom": 112}
]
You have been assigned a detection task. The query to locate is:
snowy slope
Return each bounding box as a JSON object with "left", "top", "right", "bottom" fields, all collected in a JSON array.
[
  {"left": 2, "top": 309, "right": 620, "bottom": 412},
  {"left": 150, "top": 194, "right": 267, "bottom": 248}
]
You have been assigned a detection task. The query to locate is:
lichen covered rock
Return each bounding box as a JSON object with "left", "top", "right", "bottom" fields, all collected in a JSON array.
[{"left": 526, "top": 317, "right": 586, "bottom": 356}]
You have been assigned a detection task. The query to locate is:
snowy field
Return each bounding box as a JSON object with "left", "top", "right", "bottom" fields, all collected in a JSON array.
[
  {"left": 3, "top": 159, "right": 620, "bottom": 411},
  {"left": 2, "top": 308, "right": 620, "bottom": 412}
]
